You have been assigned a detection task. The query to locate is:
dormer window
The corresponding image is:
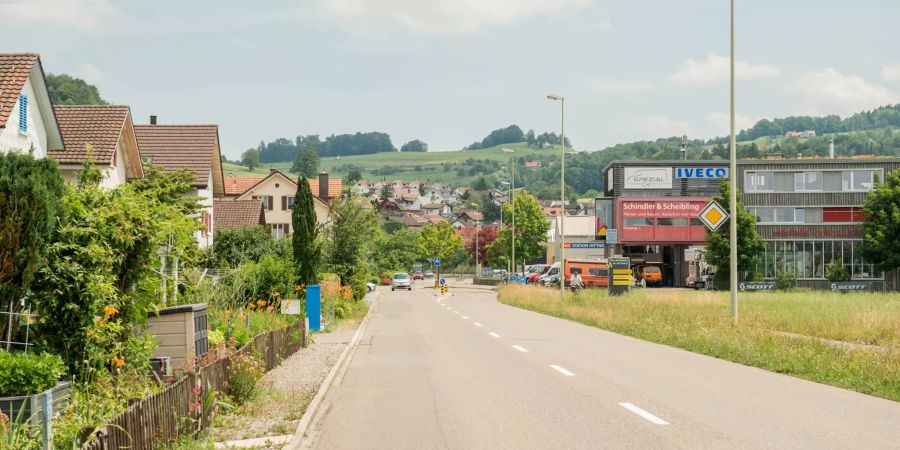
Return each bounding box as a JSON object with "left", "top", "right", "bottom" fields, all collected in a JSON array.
[{"left": 18, "top": 94, "right": 28, "bottom": 133}]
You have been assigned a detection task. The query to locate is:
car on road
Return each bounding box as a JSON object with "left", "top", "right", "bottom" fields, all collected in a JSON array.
[
  {"left": 526, "top": 264, "right": 550, "bottom": 284},
  {"left": 391, "top": 272, "right": 412, "bottom": 291},
  {"left": 367, "top": 282, "right": 377, "bottom": 292},
  {"left": 538, "top": 263, "right": 560, "bottom": 286},
  {"left": 412, "top": 271, "right": 425, "bottom": 280},
  {"left": 424, "top": 271, "right": 434, "bottom": 278}
]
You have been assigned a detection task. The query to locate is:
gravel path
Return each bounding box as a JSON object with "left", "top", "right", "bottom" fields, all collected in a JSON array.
[{"left": 210, "top": 335, "right": 349, "bottom": 444}]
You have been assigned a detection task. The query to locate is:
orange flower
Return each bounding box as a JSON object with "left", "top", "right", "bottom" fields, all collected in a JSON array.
[
  {"left": 266, "top": 305, "right": 274, "bottom": 312},
  {"left": 294, "top": 284, "right": 305, "bottom": 293},
  {"left": 113, "top": 357, "right": 125, "bottom": 367},
  {"left": 103, "top": 306, "right": 119, "bottom": 317},
  {"left": 247, "top": 303, "right": 256, "bottom": 310},
  {"left": 272, "top": 291, "right": 281, "bottom": 298},
  {"left": 257, "top": 299, "right": 266, "bottom": 307}
]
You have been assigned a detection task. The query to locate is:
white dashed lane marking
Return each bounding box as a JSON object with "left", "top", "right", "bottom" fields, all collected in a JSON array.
[
  {"left": 489, "top": 332, "right": 500, "bottom": 338},
  {"left": 618, "top": 403, "right": 669, "bottom": 425},
  {"left": 550, "top": 365, "right": 575, "bottom": 377},
  {"left": 512, "top": 345, "right": 529, "bottom": 353}
]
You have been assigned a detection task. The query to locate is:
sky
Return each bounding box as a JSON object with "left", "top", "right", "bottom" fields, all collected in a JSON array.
[{"left": 2, "top": 0, "right": 900, "bottom": 158}]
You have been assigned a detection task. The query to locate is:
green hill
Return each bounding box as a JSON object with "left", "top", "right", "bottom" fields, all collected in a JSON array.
[{"left": 223, "top": 143, "right": 557, "bottom": 185}]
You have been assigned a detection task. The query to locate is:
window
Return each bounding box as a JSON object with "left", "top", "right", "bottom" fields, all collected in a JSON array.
[
  {"left": 18, "top": 94, "right": 28, "bottom": 133},
  {"left": 624, "top": 218, "right": 653, "bottom": 226},
  {"left": 588, "top": 268, "right": 608, "bottom": 277},
  {"left": 823, "top": 171, "right": 842, "bottom": 191},
  {"left": 690, "top": 218, "right": 703, "bottom": 226},
  {"left": 804, "top": 208, "right": 822, "bottom": 224},
  {"left": 752, "top": 207, "right": 775, "bottom": 223},
  {"left": 282, "top": 196, "right": 295, "bottom": 210},
  {"left": 745, "top": 172, "right": 774, "bottom": 192},
  {"left": 757, "top": 240, "right": 881, "bottom": 280},
  {"left": 822, "top": 207, "right": 865, "bottom": 223},
  {"left": 774, "top": 208, "right": 796, "bottom": 223},
  {"left": 269, "top": 223, "right": 290, "bottom": 239},
  {"left": 253, "top": 195, "right": 274, "bottom": 211},
  {"left": 842, "top": 170, "right": 874, "bottom": 191},
  {"left": 657, "top": 218, "right": 689, "bottom": 226},
  {"left": 794, "top": 171, "right": 823, "bottom": 191}
]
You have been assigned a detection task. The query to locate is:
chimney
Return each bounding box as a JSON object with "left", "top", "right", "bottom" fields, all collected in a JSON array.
[
  {"left": 270, "top": 166, "right": 278, "bottom": 174},
  {"left": 150, "top": 115, "right": 157, "bottom": 125},
  {"left": 318, "top": 172, "right": 329, "bottom": 200}
]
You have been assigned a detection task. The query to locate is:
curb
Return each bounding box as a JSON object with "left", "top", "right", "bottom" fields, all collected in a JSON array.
[{"left": 282, "top": 290, "right": 380, "bottom": 450}]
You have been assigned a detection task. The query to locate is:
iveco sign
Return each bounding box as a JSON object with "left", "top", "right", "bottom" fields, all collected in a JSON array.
[{"left": 675, "top": 167, "right": 729, "bottom": 179}]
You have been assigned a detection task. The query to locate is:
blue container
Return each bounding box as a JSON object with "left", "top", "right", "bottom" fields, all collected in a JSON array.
[{"left": 306, "top": 285, "right": 321, "bottom": 331}]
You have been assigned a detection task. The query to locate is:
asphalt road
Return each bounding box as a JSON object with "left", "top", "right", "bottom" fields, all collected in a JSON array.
[{"left": 303, "top": 280, "right": 900, "bottom": 449}]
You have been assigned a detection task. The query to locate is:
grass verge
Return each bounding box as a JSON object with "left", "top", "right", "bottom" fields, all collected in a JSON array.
[{"left": 498, "top": 286, "right": 900, "bottom": 402}]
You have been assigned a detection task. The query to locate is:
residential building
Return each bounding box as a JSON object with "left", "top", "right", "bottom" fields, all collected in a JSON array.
[
  {"left": 213, "top": 199, "right": 266, "bottom": 231},
  {"left": 47, "top": 105, "right": 144, "bottom": 188},
  {"left": 0, "top": 53, "right": 64, "bottom": 157},
  {"left": 224, "top": 173, "right": 264, "bottom": 199},
  {"left": 134, "top": 120, "right": 225, "bottom": 248},
  {"left": 547, "top": 215, "right": 602, "bottom": 263},
  {"left": 234, "top": 169, "right": 340, "bottom": 238},
  {"left": 785, "top": 130, "right": 816, "bottom": 138}
]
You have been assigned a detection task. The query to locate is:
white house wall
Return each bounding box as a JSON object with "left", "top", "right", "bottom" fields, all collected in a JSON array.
[
  {"left": 193, "top": 171, "right": 215, "bottom": 248},
  {"left": 0, "top": 78, "right": 49, "bottom": 157},
  {"left": 100, "top": 145, "right": 128, "bottom": 189}
]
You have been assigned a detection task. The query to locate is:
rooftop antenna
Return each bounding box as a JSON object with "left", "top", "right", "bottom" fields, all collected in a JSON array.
[{"left": 680, "top": 135, "right": 688, "bottom": 160}]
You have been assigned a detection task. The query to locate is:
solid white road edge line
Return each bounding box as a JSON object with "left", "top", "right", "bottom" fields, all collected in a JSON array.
[
  {"left": 489, "top": 332, "right": 500, "bottom": 338},
  {"left": 618, "top": 402, "right": 669, "bottom": 425},
  {"left": 474, "top": 322, "right": 483, "bottom": 327},
  {"left": 283, "top": 292, "right": 380, "bottom": 450},
  {"left": 512, "top": 345, "right": 529, "bottom": 353},
  {"left": 550, "top": 365, "right": 575, "bottom": 376}
]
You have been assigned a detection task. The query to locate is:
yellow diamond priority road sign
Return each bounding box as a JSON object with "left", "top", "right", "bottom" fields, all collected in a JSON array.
[{"left": 699, "top": 200, "right": 729, "bottom": 232}]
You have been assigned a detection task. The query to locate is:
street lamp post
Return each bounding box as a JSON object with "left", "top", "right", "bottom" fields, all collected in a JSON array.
[
  {"left": 475, "top": 220, "right": 481, "bottom": 278},
  {"left": 729, "top": 0, "right": 739, "bottom": 324},
  {"left": 547, "top": 94, "right": 565, "bottom": 299},
  {"left": 503, "top": 148, "right": 515, "bottom": 276}
]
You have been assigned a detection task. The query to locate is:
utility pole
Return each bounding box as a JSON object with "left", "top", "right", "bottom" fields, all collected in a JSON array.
[{"left": 729, "top": 0, "right": 739, "bottom": 324}]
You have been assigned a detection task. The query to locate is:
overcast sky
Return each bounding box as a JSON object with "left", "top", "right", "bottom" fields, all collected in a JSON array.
[{"left": 3, "top": 0, "right": 899, "bottom": 158}]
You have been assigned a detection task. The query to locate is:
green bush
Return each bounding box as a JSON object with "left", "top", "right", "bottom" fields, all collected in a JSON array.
[
  {"left": 227, "top": 353, "right": 264, "bottom": 404},
  {"left": 0, "top": 352, "right": 66, "bottom": 396},
  {"left": 775, "top": 270, "right": 798, "bottom": 290},
  {"left": 825, "top": 259, "right": 851, "bottom": 283}
]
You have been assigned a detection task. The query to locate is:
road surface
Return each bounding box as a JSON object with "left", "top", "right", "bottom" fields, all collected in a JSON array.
[{"left": 302, "top": 280, "right": 900, "bottom": 449}]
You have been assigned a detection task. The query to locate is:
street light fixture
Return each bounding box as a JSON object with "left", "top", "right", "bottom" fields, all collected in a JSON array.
[
  {"left": 729, "top": 0, "right": 739, "bottom": 324},
  {"left": 547, "top": 94, "right": 565, "bottom": 299},
  {"left": 502, "top": 147, "right": 515, "bottom": 275}
]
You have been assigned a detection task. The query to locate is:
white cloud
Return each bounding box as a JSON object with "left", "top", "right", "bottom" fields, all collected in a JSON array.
[
  {"left": 315, "top": 0, "right": 592, "bottom": 35},
  {"left": 77, "top": 63, "right": 105, "bottom": 83},
  {"left": 590, "top": 78, "right": 651, "bottom": 95},
  {"left": 882, "top": 64, "right": 900, "bottom": 81},
  {"left": 0, "top": 0, "right": 116, "bottom": 29},
  {"left": 628, "top": 115, "right": 691, "bottom": 139},
  {"left": 705, "top": 112, "right": 759, "bottom": 136},
  {"left": 669, "top": 54, "right": 781, "bottom": 84},
  {"left": 786, "top": 68, "right": 896, "bottom": 116}
]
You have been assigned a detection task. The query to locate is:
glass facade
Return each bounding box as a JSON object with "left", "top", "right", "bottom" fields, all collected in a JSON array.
[
  {"left": 745, "top": 169, "right": 878, "bottom": 193},
  {"left": 750, "top": 207, "right": 864, "bottom": 224},
  {"left": 755, "top": 240, "right": 881, "bottom": 280}
]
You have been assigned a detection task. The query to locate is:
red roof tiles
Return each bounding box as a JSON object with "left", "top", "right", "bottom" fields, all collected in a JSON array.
[
  {"left": 0, "top": 53, "right": 37, "bottom": 127},
  {"left": 47, "top": 105, "right": 129, "bottom": 164},
  {"left": 133, "top": 124, "right": 219, "bottom": 188},
  {"left": 214, "top": 200, "right": 265, "bottom": 230},
  {"left": 224, "top": 174, "right": 264, "bottom": 196}
]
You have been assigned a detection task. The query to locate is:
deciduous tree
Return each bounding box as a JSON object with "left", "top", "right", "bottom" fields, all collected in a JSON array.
[
  {"left": 291, "top": 147, "right": 320, "bottom": 178},
  {"left": 417, "top": 222, "right": 465, "bottom": 264},
  {"left": 704, "top": 181, "right": 765, "bottom": 289},
  {"left": 861, "top": 168, "right": 900, "bottom": 272},
  {"left": 241, "top": 148, "right": 260, "bottom": 172}
]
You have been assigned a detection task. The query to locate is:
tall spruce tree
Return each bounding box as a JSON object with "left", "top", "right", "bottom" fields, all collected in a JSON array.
[{"left": 292, "top": 177, "right": 320, "bottom": 285}]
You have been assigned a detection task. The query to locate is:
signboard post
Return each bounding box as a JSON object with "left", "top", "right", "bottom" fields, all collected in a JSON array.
[
  {"left": 608, "top": 257, "right": 631, "bottom": 296},
  {"left": 606, "top": 229, "right": 618, "bottom": 245}
]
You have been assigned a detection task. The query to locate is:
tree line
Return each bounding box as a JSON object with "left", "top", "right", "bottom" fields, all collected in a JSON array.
[
  {"left": 465, "top": 125, "right": 572, "bottom": 150},
  {"left": 254, "top": 133, "right": 431, "bottom": 163}
]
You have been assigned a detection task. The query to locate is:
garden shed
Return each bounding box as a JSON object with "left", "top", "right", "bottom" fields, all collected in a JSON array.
[{"left": 145, "top": 303, "right": 209, "bottom": 371}]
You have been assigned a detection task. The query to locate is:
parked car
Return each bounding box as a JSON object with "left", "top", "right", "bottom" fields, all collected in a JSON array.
[
  {"left": 538, "top": 263, "right": 560, "bottom": 286},
  {"left": 640, "top": 265, "right": 663, "bottom": 287},
  {"left": 367, "top": 282, "right": 377, "bottom": 292},
  {"left": 412, "top": 271, "right": 425, "bottom": 280},
  {"left": 425, "top": 271, "right": 434, "bottom": 278},
  {"left": 526, "top": 264, "right": 550, "bottom": 284},
  {"left": 391, "top": 272, "right": 412, "bottom": 291}
]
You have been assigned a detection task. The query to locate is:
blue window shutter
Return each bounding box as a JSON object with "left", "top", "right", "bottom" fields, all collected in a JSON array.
[{"left": 18, "top": 94, "right": 28, "bottom": 133}]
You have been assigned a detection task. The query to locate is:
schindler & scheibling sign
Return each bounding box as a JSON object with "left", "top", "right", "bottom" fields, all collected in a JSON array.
[{"left": 830, "top": 282, "right": 872, "bottom": 292}]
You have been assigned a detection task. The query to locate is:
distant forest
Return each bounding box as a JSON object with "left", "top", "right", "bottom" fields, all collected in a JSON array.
[
  {"left": 257, "top": 132, "right": 399, "bottom": 163},
  {"left": 465, "top": 125, "right": 572, "bottom": 150},
  {"left": 709, "top": 104, "right": 900, "bottom": 143}
]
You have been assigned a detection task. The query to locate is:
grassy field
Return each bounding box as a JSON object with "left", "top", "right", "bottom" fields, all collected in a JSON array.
[
  {"left": 223, "top": 143, "right": 556, "bottom": 184},
  {"left": 498, "top": 285, "right": 900, "bottom": 401}
]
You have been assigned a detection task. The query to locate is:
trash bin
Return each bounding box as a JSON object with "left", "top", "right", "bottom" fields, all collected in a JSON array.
[{"left": 306, "top": 285, "right": 321, "bottom": 331}]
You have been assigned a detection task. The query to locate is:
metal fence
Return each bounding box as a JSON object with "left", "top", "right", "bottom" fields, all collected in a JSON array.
[{"left": 81, "top": 320, "right": 306, "bottom": 450}]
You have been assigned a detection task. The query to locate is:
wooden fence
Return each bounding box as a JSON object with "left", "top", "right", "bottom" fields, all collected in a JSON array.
[{"left": 81, "top": 320, "right": 307, "bottom": 450}]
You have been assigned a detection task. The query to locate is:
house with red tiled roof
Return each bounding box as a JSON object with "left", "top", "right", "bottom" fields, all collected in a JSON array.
[
  {"left": 0, "top": 53, "right": 64, "bottom": 157},
  {"left": 235, "top": 169, "right": 340, "bottom": 238},
  {"left": 134, "top": 119, "right": 226, "bottom": 248},
  {"left": 48, "top": 105, "right": 144, "bottom": 188},
  {"left": 224, "top": 173, "right": 264, "bottom": 198},
  {"left": 213, "top": 199, "right": 266, "bottom": 231}
]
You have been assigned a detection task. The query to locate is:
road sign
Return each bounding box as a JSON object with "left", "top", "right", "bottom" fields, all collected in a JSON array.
[
  {"left": 439, "top": 278, "right": 446, "bottom": 286},
  {"left": 699, "top": 201, "right": 729, "bottom": 232},
  {"left": 607, "top": 257, "right": 631, "bottom": 296},
  {"left": 510, "top": 275, "right": 518, "bottom": 282},
  {"left": 606, "top": 229, "right": 618, "bottom": 245},
  {"left": 434, "top": 257, "right": 441, "bottom": 267}
]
